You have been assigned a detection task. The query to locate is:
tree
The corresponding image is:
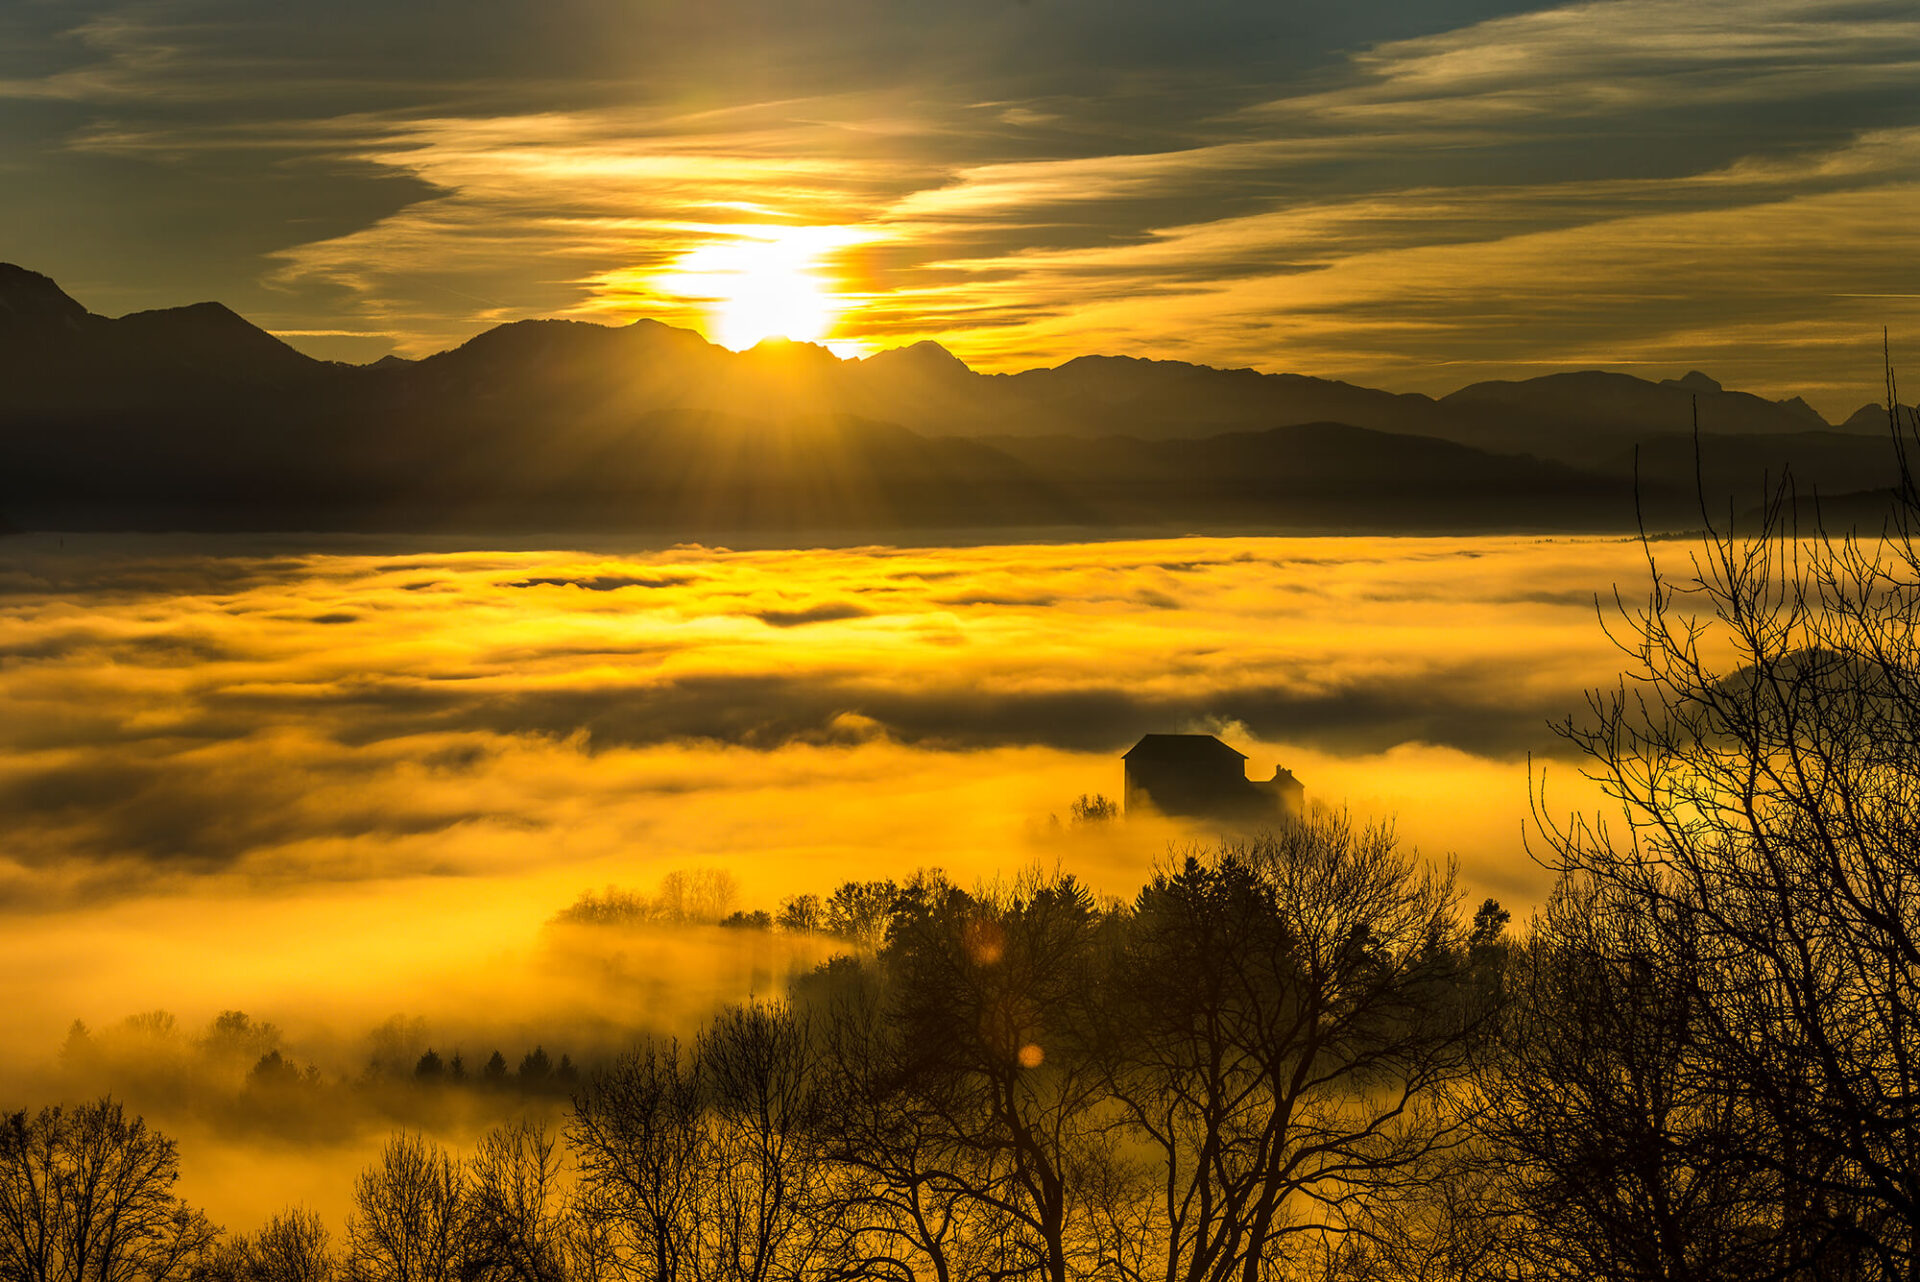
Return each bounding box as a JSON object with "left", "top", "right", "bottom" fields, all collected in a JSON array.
[
  {"left": 202, "top": 1012, "right": 282, "bottom": 1074},
  {"left": 719, "top": 910, "right": 775, "bottom": 931},
  {"left": 484, "top": 1052, "right": 510, "bottom": 1085},
  {"left": 206, "top": 1206, "right": 336, "bottom": 1282},
  {"left": 1069, "top": 794, "right": 1118, "bottom": 825},
  {"left": 1478, "top": 877, "right": 1777, "bottom": 1282},
  {"left": 248, "top": 1050, "right": 306, "bottom": 1091},
  {"left": 777, "top": 894, "right": 825, "bottom": 934},
  {"left": 657, "top": 868, "right": 740, "bottom": 925},
  {"left": 1097, "top": 815, "right": 1482, "bottom": 1282},
  {"left": 517, "top": 1048, "right": 553, "bottom": 1087},
  {"left": 59, "top": 1021, "right": 95, "bottom": 1069},
  {"left": 824, "top": 880, "right": 903, "bottom": 952},
  {"left": 807, "top": 956, "right": 1018, "bottom": 1282},
  {"left": 698, "top": 1003, "right": 830, "bottom": 1282},
  {"left": 570, "top": 1040, "right": 705, "bottom": 1282},
  {"left": 886, "top": 870, "right": 1116, "bottom": 1282},
  {"left": 1541, "top": 392, "right": 1920, "bottom": 1274},
  {"left": 344, "top": 1133, "right": 468, "bottom": 1282},
  {"left": 0, "top": 1098, "right": 217, "bottom": 1282},
  {"left": 464, "top": 1121, "right": 570, "bottom": 1282}
]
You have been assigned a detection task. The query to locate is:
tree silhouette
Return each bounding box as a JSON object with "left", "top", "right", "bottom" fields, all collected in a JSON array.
[
  {"left": 698, "top": 1003, "right": 830, "bottom": 1282},
  {"left": 1479, "top": 876, "right": 1778, "bottom": 1280},
  {"left": 518, "top": 1048, "right": 553, "bottom": 1086},
  {"left": 824, "top": 879, "right": 903, "bottom": 952},
  {"left": 886, "top": 870, "right": 1115, "bottom": 1282},
  {"left": 777, "top": 894, "right": 825, "bottom": 933},
  {"left": 0, "top": 1098, "right": 217, "bottom": 1282},
  {"left": 464, "top": 1121, "right": 573, "bottom": 1282},
  {"left": 344, "top": 1133, "right": 468, "bottom": 1282},
  {"left": 1097, "top": 815, "right": 1481, "bottom": 1282},
  {"left": 571, "top": 1040, "right": 705, "bottom": 1282},
  {"left": 1542, "top": 394, "right": 1920, "bottom": 1275},
  {"left": 1068, "top": 793, "right": 1117, "bottom": 824},
  {"left": 806, "top": 955, "right": 1014, "bottom": 1282},
  {"left": 206, "top": 1206, "right": 336, "bottom": 1282},
  {"left": 248, "top": 1050, "right": 304, "bottom": 1090}
]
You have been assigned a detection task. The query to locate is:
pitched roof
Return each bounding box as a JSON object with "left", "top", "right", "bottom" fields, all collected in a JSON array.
[{"left": 1123, "top": 733, "right": 1247, "bottom": 762}]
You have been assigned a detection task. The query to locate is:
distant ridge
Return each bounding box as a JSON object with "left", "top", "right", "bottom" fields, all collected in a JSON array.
[
  {"left": 0, "top": 264, "right": 92, "bottom": 329},
  {"left": 0, "top": 263, "right": 1904, "bottom": 536}
]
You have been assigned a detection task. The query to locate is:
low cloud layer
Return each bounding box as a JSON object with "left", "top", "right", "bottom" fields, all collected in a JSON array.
[
  {"left": 0, "top": 532, "right": 1645, "bottom": 901},
  {"left": 0, "top": 529, "right": 1663, "bottom": 1227}
]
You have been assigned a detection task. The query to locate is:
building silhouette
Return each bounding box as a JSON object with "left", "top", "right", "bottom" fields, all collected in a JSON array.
[{"left": 1123, "top": 734, "right": 1304, "bottom": 823}]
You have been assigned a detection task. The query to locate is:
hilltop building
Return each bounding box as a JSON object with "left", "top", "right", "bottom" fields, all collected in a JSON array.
[{"left": 1123, "top": 734, "right": 1304, "bottom": 823}]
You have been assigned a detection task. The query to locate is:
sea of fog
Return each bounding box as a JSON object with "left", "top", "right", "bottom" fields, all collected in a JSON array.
[{"left": 0, "top": 530, "right": 1660, "bottom": 1229}]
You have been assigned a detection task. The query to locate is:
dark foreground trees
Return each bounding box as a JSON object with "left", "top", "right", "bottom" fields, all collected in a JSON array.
[
  {"left": 1100, "top": 821, "right": 1485, "bottom": 1282},
  {"left": 4, "top": 811, "right": 1493, "bottom": 1282},
  {"left": 1524, "top": 399, "right": 1920, "bottom": 1278},
  {"left": 206, "top": 1207, "right": 335, "bottom": 1282},
  {"left": 0, "top": 1098, "right": 216, "bottom": 1282},
  {"left": 564, "top": 815, "right": 1487, "bottom": 1282},
  {"left": 1477, "top": 877, "right": 1779, "bottom": 1281}
]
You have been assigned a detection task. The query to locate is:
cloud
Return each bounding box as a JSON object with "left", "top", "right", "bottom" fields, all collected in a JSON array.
[
  {"left": 0, "top": 532, "right": 1655, "bottom": 910},
  {"left": 753, "top": 601, "right": 874, "bottom": 627},
  {"left": 0, "top": 527, "right": 1658, "bottom": 1236},
  {"left": 2, "top": 0, "right": 1916, "bottom": 405},
  {"left": 505, "top": 573, "right": 697, "bottom": 591}
]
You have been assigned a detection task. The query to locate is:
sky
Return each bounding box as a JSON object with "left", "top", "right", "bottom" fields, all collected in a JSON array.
[{"left": 3, "top": 0, "right": 1918, "bottom": 412}]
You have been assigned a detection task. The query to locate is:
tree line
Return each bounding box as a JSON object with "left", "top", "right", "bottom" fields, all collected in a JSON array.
[{"left": 4, "top": 817, "right": 1500, "bottom": 1282}]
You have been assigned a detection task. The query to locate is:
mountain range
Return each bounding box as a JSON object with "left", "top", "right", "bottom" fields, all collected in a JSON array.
[{"left": 0, "top": 263, "right": 1906, "bottom": 536}]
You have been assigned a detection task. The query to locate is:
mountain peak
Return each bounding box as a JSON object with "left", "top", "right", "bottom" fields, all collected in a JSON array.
[
  {"left": 1842, "top": 402, "right": 1911, "bottom": 432},
  {"left": 868, "top": 339, "right": 969, "bottom": 367},
  {"left": 1661, "top": 370, "right": 1723, "bottom": 394},
  {"left": 117, "top": 300, "right": 256, "bottom": 331},
  {"left": 1774, "top": 394, "right": 1826, "bottom": 425},
  {"left": 746, "top": 335, "right": 841, "bottom": 363},
  {"left": 860, "top": 340, "right": 976, "bottom": 385},
  {"left": 0, "top": 263, "right": 92, "bottom": 330}
]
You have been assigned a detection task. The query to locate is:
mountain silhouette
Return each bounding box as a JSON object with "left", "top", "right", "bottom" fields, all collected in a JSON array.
[
  {"left": 0, "top": 264, "right": 1901, "bottom": 535},
  {"left": 1438, "top": 370, "right": 1840, "bottom": 461}
]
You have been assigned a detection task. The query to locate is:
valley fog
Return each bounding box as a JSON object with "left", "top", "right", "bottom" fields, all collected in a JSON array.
[{"left": 0, "top": 531, "right": 1636, "bottom": 1229}]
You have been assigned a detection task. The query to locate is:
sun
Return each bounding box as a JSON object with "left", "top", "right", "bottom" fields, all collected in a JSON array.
[{"left": 658, "top": 226, "right": 855, "bottom": 351}]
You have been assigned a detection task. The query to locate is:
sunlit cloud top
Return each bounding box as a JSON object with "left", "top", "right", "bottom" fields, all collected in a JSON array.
[{"left": 2, "top": 0, "right": 1917, "bottom": 409}]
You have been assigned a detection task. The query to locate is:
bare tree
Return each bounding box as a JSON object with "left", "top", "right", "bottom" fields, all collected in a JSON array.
[
  {"left": 1542, "top": 391, "right": 1920, "bottom": 1275},
  {"left": 1478, "top": 876, "right": 1780, "bottom": 1282},
  {"left": 698, "top": 1004, "right": 830, "bottom": 1282},
  {"left": 570, "top": 1040, "right": 705, "bottom": 1282},
  {"left": 344, "top": 1133, "right": 469, "bottom": 1282},
  {"left": 1097, "top": 815, "right": 1482, "bottom": 1282},
  {"left": 465, "top": 1121, "right": 571, "bottom": 1282},
  {"left": 778, "top": 895, "right": 825, "bottom": 935},
  {"left": 806, "top": 957, "right": 1020, "bottom": 1282},
  {"left": 0, "top": 1097, "right": 217, "bottom": 1282},
  {"left": 204, "top": 1207, "right": 336, "bottom": 1282}
]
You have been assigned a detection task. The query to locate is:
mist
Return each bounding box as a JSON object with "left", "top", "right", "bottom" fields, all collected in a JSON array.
[{"left": 0, "top": 530, "right": 1636, "bottom": 1232}]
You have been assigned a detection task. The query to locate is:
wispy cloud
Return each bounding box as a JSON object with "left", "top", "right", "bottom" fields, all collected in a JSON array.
[{"left": 3, "top": 0, "right": 1917, "bottom": 400}]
